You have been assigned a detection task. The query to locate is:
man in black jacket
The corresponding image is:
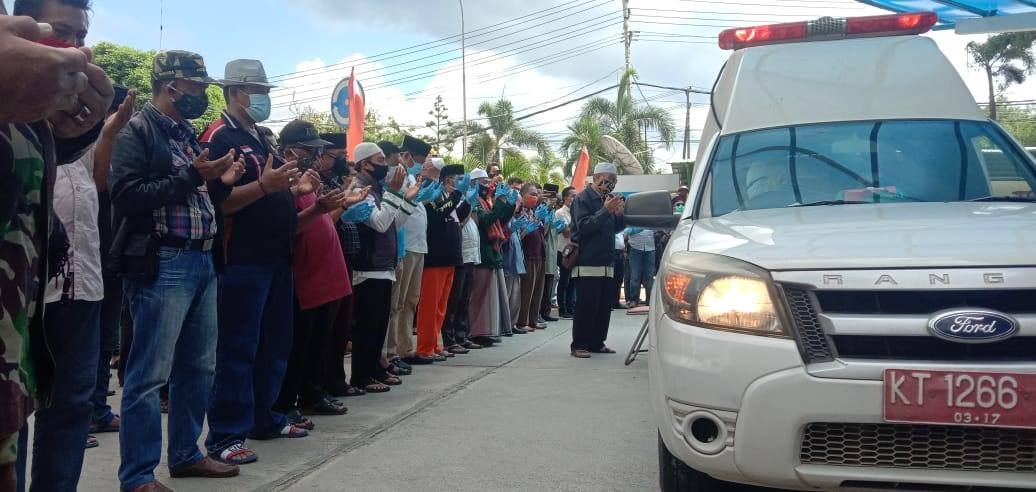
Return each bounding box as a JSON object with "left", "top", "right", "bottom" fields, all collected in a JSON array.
[
  {"left": 570, "top": 163, "right": 626, "bottom": 359},
  {"left": 108, "top": 50, "right": 243, "bottom": 491}
]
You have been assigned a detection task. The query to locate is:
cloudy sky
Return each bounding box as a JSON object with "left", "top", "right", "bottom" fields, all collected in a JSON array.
[{"left": 64, "top": 0, "right": 1036, "bottom": 169}]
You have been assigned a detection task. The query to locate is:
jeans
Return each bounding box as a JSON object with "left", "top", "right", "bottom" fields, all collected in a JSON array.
[
  {"left": 119, "top": 248, "right": 218, "bottom": 489},
  {"left": 626, "top": 248, "right": 656, "bottom": 304},
  {"left": 19, "top": 301, "right": 101, "bottom": 492},
  {"left": 206, "top": 263, "right": 293, "bottom": 454}
]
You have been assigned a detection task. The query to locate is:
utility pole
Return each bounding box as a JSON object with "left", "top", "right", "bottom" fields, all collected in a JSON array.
[
  {"left": 459, "top": 0, "right": 468, "bottom": 160},
  {"left": 683, "top": 91, "right": 691, "bottom": 159},
  {"left": 622, "top": 0, "right": 631, "bottom": 72},
  {"left": 632, "top": 82, "right": 711, "bottom": 161}
]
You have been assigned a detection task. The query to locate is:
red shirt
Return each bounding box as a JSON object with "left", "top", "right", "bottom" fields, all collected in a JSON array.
[{"left": 293, "top": 193, "right": 351, "bottom": 310}]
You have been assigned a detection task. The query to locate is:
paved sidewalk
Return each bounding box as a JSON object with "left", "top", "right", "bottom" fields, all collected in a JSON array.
[{"left": 59, "top": 312, "right": 653, "bottom": 491}]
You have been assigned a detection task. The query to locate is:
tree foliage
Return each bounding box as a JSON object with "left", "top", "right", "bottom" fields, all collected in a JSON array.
[
  {"left": 464, "top": 99, "right": 551, "bottom": 166},
  {"left": 560, "top": 115, "right": 608, "bottom": 177},
  {"left": 90, "top": 41, "right": 225, "bottom": 133},
  {"left": 425, "top": 95, "right": 455, "bottom": 155},
  {"left": 572, "top": 69, "right": 676, "bottom": 174},
  {"left": 967, "top": 32, "right": 1036, "bottom": 120},
  {"left": 995, "top": 99, "right": 1036, "bottom": 147}
]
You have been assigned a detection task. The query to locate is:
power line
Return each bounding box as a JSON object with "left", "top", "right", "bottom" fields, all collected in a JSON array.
[
  {"left": 276, "top": 40, "right": 621, "bottom": 111},
  {"left": 271, "top": 15, "right": 621, "bottom": 100},
  {"left": 633, "top": 7, "right": 828, "bottom": 18},
  {"left": 272, "top": 6, "right": 619, "bottom": 90},
  {"left": 267, "top": 0, "right": 607, "bottom": 81}
]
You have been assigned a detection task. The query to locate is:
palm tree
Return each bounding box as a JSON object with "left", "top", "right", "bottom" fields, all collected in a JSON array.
[
  {"left": 967, "top": 32, "right": 1036, "bottom": 121},
  {"left": 560, "top": 115, "right": 608, "bottom": 177},
  {"left": 575, "top": 69, "right": 677, "bottom": 173},
  {"left": 465, "top": 99, "right": 551, "bottom": 166}
]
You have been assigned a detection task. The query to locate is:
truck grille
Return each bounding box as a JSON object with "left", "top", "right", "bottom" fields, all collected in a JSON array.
[
  {"left": 782, "top": 286, "right": 1033, "bottom": 364},
  {"left": 783, "top": 288, "right": 834, "bottom": 363},
  {"left": 801, "top": 423, "right": 1036, "bottom": 473},
  {"left": 815, "top": 289, "right": 1036, "bottom": 315},
  {"left": 832, "top": 335, "right": 1036, "bottom": 361}
]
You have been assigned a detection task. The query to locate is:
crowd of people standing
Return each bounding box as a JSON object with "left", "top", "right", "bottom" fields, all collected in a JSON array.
[{"left": 0, "top": 1, "right": 661, "bottom": 491}]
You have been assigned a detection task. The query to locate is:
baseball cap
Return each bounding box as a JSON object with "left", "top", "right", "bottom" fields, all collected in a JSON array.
[
  {"left": 280, "top": 120, "right": 333, "bottom": 148},
  {"left": 152, "top": 50, "right": 219, "bottom": 84}
]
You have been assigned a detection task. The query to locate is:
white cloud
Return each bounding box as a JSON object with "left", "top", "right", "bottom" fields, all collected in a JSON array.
[{"left": 283, "top": 0, "right": 1036, "bottom": 171}]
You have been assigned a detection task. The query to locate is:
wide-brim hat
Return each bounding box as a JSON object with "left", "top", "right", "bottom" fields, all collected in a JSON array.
[
  {"left": 152, "top": 50, "right": 219, "bottom": 84},
  {"left": 220, "top": 59, "right": 277, "bottom": 88}
]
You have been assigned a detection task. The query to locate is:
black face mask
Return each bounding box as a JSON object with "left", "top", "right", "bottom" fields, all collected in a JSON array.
[
  {"left": 598, "top": 179, "right": 616, "bottom": 194},
  {"left": 333, "top": 156, "right": 349, "bottom": 176},
  {"left": 170, "top": 85, "right": 209, "bottom": 120},
  {"left": 477, "top": 184, "right": 490, "bottom": 198},
  {"left": 368, "top": 163, "right": 389, "bottom": 181}
]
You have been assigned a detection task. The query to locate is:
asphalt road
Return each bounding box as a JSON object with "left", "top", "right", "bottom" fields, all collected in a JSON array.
[{"left": 67, "top": 310, "right": 657, "bottom": 491}]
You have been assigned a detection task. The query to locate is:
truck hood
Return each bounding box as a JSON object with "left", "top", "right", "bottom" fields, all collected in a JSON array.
[{"left": 684, "top": 202, "right": 1036, "bottom": 270}]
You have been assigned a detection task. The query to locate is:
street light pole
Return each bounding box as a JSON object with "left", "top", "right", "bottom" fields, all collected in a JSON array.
[{"left": 460, "top": 0, "right": 468, "bottom": 161}]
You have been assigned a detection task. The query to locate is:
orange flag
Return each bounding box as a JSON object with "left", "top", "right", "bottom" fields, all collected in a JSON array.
[
  {"left": 346, "top": 68, "right": 365, "bottom": 161},
  {"left": 570, "top": 145, "right": 590, "bottom": 190}
]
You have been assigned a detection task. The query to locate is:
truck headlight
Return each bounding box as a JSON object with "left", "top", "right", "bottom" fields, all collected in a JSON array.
[{"left": 660, "top": 252, "right": 787, "bottom": 337}]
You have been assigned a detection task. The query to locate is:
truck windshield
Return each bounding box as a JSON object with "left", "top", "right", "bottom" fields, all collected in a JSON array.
[{"left": 705, "top": 120, "right": 1036, "bottom": 216}]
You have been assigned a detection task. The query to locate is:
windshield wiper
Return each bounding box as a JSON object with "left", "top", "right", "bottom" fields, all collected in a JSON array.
[
  {"left": 969, "top": 195, "right": 1036, "bottom": 203},
  {"left": 789, "top": 200, "right": 869, "bottom": 208}
]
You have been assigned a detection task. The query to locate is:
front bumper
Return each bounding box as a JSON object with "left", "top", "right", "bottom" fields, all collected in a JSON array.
[{"left": 649, "top": 305, "right": 1036, "bottom": 490}]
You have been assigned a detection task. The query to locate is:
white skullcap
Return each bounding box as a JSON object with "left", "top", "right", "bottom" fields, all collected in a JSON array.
[
  {"left": 594, "top": 162, "right": 618, "bottom": 175},
  {"left": 469, "top": 168, "right": 489, "bottom": 180},
  {"left": 429, "top": 157, "right": 446, "bottom": 170},
  {"left": 353, "top": 142, "right": 384, "bottom": 163}
]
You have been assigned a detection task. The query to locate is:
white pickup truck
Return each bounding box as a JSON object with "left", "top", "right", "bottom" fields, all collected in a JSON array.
[{"left": 623, "top": 12, "right": 1036, "bottom": 492}]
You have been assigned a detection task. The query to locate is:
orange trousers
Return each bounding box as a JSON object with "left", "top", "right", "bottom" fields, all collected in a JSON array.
[{"left": 415, "top": 266, "right": 455, "bottom": 357}]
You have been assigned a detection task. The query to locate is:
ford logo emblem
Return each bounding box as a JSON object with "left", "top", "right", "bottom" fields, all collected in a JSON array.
[{"left": 927, "top": 309, "right": 1019, "bottom": 344}]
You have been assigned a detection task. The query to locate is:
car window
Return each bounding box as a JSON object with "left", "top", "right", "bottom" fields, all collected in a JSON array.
[{"left": 705, "top": 120, "right": 1036, "bottom": 216}]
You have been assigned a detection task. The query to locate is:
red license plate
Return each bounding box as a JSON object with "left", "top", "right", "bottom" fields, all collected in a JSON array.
[{"left": 883, "top": 369, "right": 1036, "bottom": 429}]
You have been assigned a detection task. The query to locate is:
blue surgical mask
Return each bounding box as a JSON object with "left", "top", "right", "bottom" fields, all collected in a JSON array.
[
  {"left": 407, "top": 163, "right": 422, "bottom": 176},
  {"left": 245, "top": 93, "right": 271, "bottom": 123}
]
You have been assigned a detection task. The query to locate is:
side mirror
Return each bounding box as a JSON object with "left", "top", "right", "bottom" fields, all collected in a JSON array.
[{"left": 624, "top": 191, "right": 680, "bottom": 230}]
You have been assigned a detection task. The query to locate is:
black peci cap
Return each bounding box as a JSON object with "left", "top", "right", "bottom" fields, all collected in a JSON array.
[
  {"left": 320, "top": 133, "right": 346, "bottom": 150},
  {"left": 378, "top": 140, "right": 401, "bottom": 156},
  {"left": 400, "top": 134, "right": 432, "bottom": 157}
]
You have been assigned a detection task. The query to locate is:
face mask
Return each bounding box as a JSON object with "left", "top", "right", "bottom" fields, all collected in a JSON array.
[
  {"left": 599, "top": 179, "right": 616, "bottom": 194},
  {"left": 333, "top": 155, "right": 349, "bottom": 176},
  {"left": 245, "top": 93, "right": 271, "bottom": 122},
  {"left": 170, "top": 85, "right": 209, "bottom": 120},
  {"left": 421, "top": 178, "right": 435, "bottom": 188},
  {"left": 523, "top": 197, "right": 538, "bottom": 209},
  {"left": 477, "top": 184, "right": 490, "bottom": 198},
  {"left": 407, "top": 163, "right": 422, "bottom": 176},
  {"left": 290, "top": 149, "right": 318, "bottom": 172},
  {"left": 369, "top": 163, "right": 389, "bottom": 181}
]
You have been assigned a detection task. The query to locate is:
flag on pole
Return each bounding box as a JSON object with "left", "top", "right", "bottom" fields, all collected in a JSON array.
[
  {"left": 347, "top": 68, "right": 365, "bottom": 161},
  {"left": 570, "top": 145, "right": 590, "bottom": 190}
]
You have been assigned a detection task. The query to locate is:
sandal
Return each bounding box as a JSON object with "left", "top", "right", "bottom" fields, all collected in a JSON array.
[
  {"left": 214, "top": 443, "right": 258, "bottom": 465},
  {"left": 278, "top": 424, "right": 310, "bottom": 439},
  {"left": 378, "top": 375, "right": 402, "bottom": 386},
  {"left": 570, "top": 349, "right": 592, "bottom": 359},
  {"left": 333, "top": 385, "right": 366, "bottom": 397},
  {"left": 85, "top": 435, "right": 99, "bottom": 449},
  {"left": 384, "top": 363, "right": 411, "bottom": 376},
  {"left": 592, "top": 346, "right": 617, "bottom": 354},
  {"left": 286, "top": 409, "right": 316, "bottom": 430},
  {"left": 364, "top": 382, "right": 391, "bottom": 393},
  {"left": 446, "top": 345, "right": 470, "bottom": 355}
]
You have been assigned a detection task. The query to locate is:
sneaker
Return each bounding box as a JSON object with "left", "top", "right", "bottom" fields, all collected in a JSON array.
[{"left": 213, "top": 442, "right": 258, "bottom": 465}]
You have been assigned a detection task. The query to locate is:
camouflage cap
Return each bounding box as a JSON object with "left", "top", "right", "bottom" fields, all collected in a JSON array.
[{"left": 152, "top": 50, "right": 220, "bottom": 84}]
